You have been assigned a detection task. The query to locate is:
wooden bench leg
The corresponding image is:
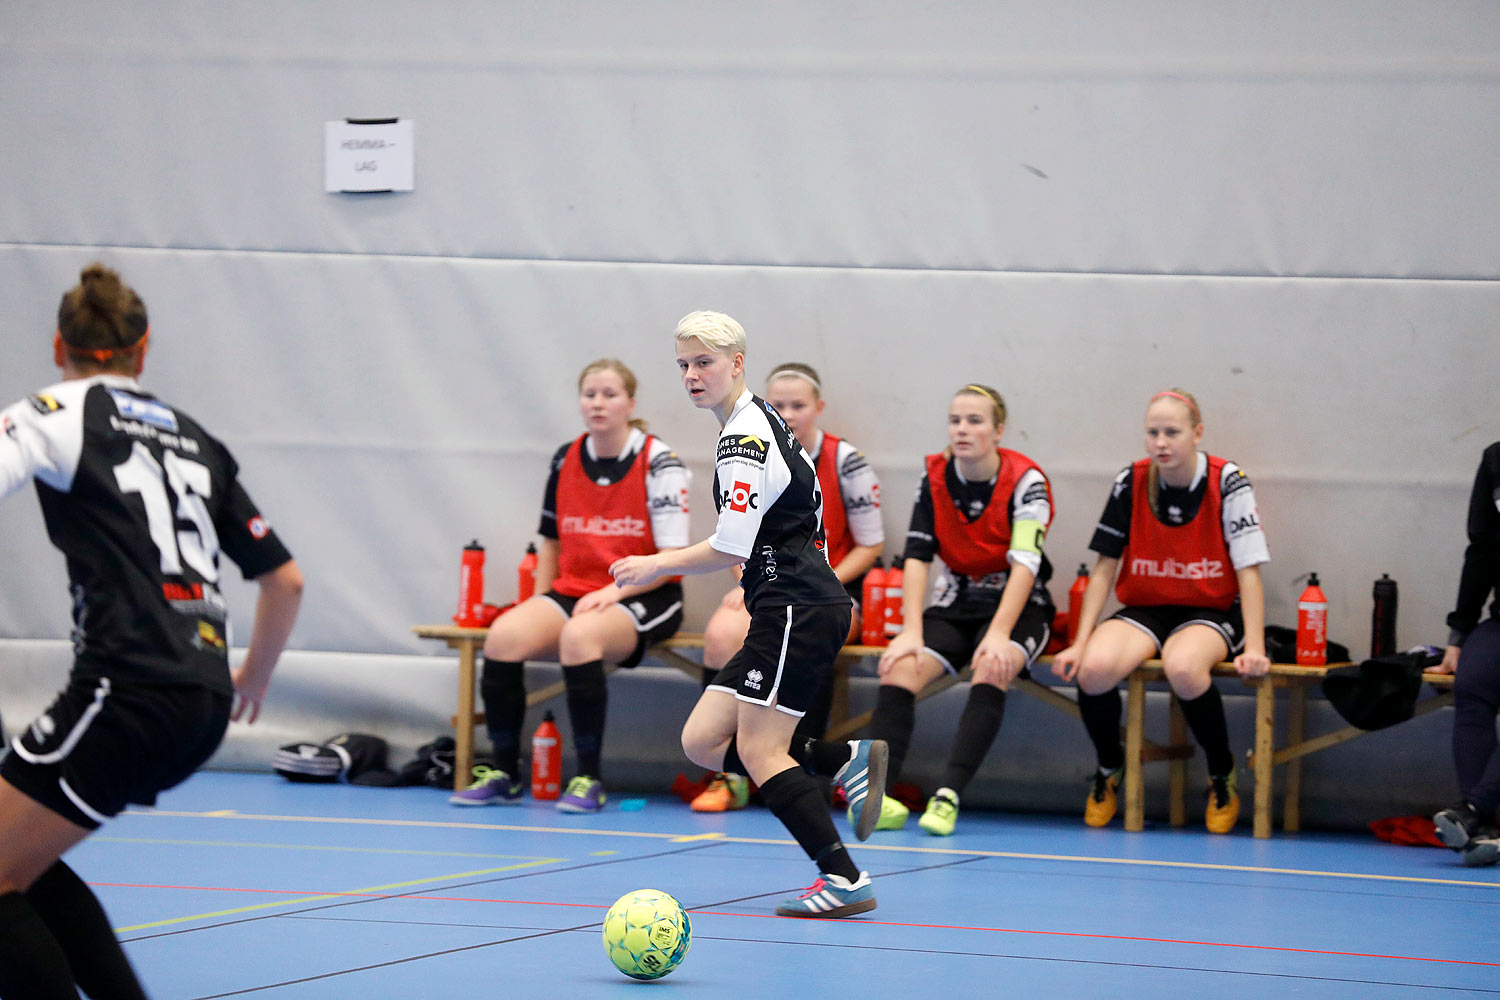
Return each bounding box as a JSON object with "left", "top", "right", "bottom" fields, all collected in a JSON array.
[
  {"left": 1284, "top": 684, "right": 1307, "bottom": 833},
  {"left": 453, "top": 636, "right": 480, "bottom": 793},
  {"left": 1252, "top": 676, "right": 1274, "bottom": 839},
  {"left": 1124, "top": 673, "right": 1146, "bottom": 832},
  {"left": 1168, "top": 694, "right": 1188, "bottom": 827}
]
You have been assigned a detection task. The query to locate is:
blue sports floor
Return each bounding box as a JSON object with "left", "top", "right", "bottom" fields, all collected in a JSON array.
[{"left": 79, "top": 772, "right": 1496, "bottom": 999}]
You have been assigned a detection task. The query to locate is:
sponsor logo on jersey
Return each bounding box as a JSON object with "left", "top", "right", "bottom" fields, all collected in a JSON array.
[
  {"left": 759, "top": 544, "right": 779, "bottom": 581},
  {"left": 847, "top": 491, "right": 879, "bottom": 511},
  {"left": 1021, "top": 481, "right": 1051, "bottom": 507},
  {"left": 649, "top": 490, "right": 689, "bottom": 513},
  {"left": 840, "top": 451, "right": 870, "bottom": 477},
  {"left": 1129, "top": 556, "right": 1225, "bottom": 580},
  {"left": 108, "top": 390, "right": 178, "bottom": 432},
  {"left": 717, "top": 434, "right": 768, "bottom": 464},
  {"left": 1226, "top": 512, "right": 1260, "bottom": 536},
  {"left": 27, "top": 393, "right": 64, "bottom": 415},
  {"left": 745, "top": 668, "right": 764, "bottom": 691},
  {"left": 194, "top": 620, "right": 227, "bottom": 652},
  {"left": 726, "top": 481, "right": 758, "bottom": 513},
  {"left": 247, "top": 516, "right": 271, "bottom": 540},
  {"left": 1221, "top": 468, "right": 1252, "bottom": 499},
  {"left": 559, "top": 513, "right": 648, "bottom": 538},
  {"left": 162, "top": 581, "right": 229, "bottom": 616},
  {"left": 648, "top": 450, "right": 685, "bottom": 474}
]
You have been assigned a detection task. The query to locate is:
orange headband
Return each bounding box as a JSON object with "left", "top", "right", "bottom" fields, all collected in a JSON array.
[
  {"left": 57, "top": 328, "right": 149, "bottom": 363},
  {"left": 1151, "top": 390, "right": 1193, "bottom": 407}
]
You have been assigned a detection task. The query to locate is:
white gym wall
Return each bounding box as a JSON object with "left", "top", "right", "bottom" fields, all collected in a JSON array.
[{"left": 2, "top": 2, "right": 1498, "bottom": 665}]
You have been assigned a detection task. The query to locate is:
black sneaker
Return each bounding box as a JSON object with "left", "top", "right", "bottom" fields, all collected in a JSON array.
[
  {"left": 1461, "top": 826, "right": 1500, "bottom": 868},
  {"left": 1433, "top": 802, "right": 1483, "bottom": 850}
]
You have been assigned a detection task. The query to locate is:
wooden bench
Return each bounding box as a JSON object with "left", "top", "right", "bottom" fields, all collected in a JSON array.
[{"left": 411, "top": 624, "right": 1454, "bottom": 838}]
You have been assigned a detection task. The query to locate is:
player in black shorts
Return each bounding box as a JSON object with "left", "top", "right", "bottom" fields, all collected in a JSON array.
[
  {"left": 874, "top": 385, "right": 1056, "bottom": 836},
  {"left": 612, "top": 310, "right": 888, "bottom": 918},
  {"left": 452, "top": 358, "right": 689, "bottom": 814},
  {"left": 1052, "top": 389, "right": 1269, "bottom": 834},
  {"left": 0, "top": 264, "right": 303, "bottom": 999}
]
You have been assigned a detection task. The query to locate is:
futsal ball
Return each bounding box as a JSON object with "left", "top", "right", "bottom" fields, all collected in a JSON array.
[{"left": 601, "top": 888, "right": 692, "bottom": 981}]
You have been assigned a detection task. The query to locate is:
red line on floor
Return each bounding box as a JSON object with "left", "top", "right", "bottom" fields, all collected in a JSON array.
[{"left": 94, "top": 882, "right": 1496, "bottom": 969}]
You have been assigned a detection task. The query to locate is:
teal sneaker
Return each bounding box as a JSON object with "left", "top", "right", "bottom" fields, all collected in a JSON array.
[
  {"left": 775, "top": 871, "right": 877, "bottom": 918},
  {"left": 833, "top": 739, "right": 889, "bottom": 841},
  {"left": 918, "top": 788, "right": 959, "bottom": 836},
  {"left": 849, "top": 794, "right": 908, "bottom": 833}
]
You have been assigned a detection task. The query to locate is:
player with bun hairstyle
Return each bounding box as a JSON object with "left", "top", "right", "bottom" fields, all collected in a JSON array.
[
  {"left": 1053, "top": 389, "right": 1270, "bottom": 833},
  {"left": 612, "top": 310, "right": 888, "bottom": 918},
  {"left": 873, "top": 384, "right": 1056, "bottom": 836},
  {"left": 0, "top": 263, "right": 303, "bottom": 997},
  {"left": 453, "top": 358, "right": 690, "bottom": 815},
  {"left": 692, "top": 361, "right": 884, "bottom": 812}
]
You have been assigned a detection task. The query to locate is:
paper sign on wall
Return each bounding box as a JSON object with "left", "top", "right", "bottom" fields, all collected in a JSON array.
[{"left": 324, "top": 118, "right": 414, "bottom": 193}]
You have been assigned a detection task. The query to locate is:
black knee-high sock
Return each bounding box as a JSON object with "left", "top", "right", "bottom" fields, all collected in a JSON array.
[
  {"left": 564, "top": 659, "right": 608, "bottom": 780},
  {"left": 1077, "top": 688, "right": 1124, "bottom": 771},
  {"left": 790, "top": 735, "right": 856, "bottom": 778},
  {"left": 871, "top": 685, "right": 916, "bottom": 781},
  {"left": 939, "top": 683, "right": 1007, "bottom": 795},
  {"left": 28, "top": 861, "right": 148, "bottom": 1000},
  {"left": 1177, "top": 685, "right": 1234, "bottom": 777},
  {"left": 0, "top": 891, "right": 80, "bottom": 999},
  {"left": 479, "top": 658, "right": 526, "bottom": 776},
  {"left": 759, "top": 767, "right": 860, "bottom": 882}
]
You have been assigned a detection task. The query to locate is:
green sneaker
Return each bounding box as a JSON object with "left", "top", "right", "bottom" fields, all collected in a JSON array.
[
  {"left": 918, "top": 788, "right": 959, "bottom": 836},
  {"left": 849, "top": 794, "right": 908, "bottom": 832}
]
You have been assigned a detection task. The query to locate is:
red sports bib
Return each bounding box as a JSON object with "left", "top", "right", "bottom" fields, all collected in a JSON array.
[
  {"left": 925, "top": 448, "right": 1051, "bottom": 578},
  {"left": 551, "top": 435, "right": 668, "bottom": 597},
  {"left": 1114, "top": 455, "right": 1237, "bottom": 610}
]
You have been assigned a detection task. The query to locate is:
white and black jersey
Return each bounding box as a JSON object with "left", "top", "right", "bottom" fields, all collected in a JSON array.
[
  {"left": 537, "top": 428, "right": 692, "bottom": 547},
  {"left": 1088, "top": 453, "right": 1269, "bottom": 570},
  {"left": 0, "top": 375, "right": 293, "bottom": 693},
  {"left": 709, "top": 391, "right": 850, "bottom": 611}
]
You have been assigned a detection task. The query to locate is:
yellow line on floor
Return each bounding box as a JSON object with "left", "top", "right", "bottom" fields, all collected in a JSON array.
[
  {"left": 93, "top": 836, "right": 553, "bottom": 861},
  {"left": 126, "top": 809, "right": 1500, "bottom": 891},
  {"left": 112, "top": 858, "right": 564, "bottom": 932}
]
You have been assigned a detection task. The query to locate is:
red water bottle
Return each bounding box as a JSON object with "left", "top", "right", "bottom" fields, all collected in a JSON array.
[
  {"left": 531, "top": 710, "right": 561, "bottom": 800},
  {"left": 454, "top": 540, "right": 485, "bottom": 627},
  {"left": 1066, "top": 563, "right": 1089, "bottom": 644},
  {"left": 883, "top": 559, "right": 905, "bottom": 640},
  {"left": 1296, "top": 573, "right": 1328, "bottom": 665},
  {"left": 860, "top": 559, "right": 886, "bottom": 646},
  {"left": 518, "top": 543, "right": 538, "bottom": 603}
]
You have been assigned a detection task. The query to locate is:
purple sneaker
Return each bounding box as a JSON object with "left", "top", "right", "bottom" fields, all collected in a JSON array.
[
  {"left": 556, "top": 776, "right": 606, "bottom": 814},
  {"left": 449, "top": 767, "right": 524, "bottom": 806}
]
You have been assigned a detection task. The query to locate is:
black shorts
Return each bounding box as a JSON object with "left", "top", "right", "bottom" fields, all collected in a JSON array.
[
  {"left": 708, "top": 603, "right": 852, "bottom": 718},
  {"left": 1, "top": 673, "right": 232, "bottom": 830},
  {"left": 1111, "top": 603, "right": 1245, "bottom": 656},
  {"left": 921, "top": 589, "right": 1055, "bottom": 675},
  {"left": 540, "top": 583, "right": 684, "bottom": 668}
]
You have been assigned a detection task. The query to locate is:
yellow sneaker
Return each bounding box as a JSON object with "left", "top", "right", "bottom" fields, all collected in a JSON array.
[
  {"left": 691, "top": 773, "right": 750, "bottom": 813},
  {"left": 1083, "top": 768, "right": 1121, "bottom": 828},
  {"left": 849, "top": 794, "right": 909, "bottom": 832},
  {"left": 1205, "top": 771, "right": 1240, "bottom": 834}
]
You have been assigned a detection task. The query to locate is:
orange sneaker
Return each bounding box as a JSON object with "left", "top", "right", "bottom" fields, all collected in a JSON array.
[
  {"left": 1205, "top": 772, "right": 1240, "bottom": 834},
  {"left": 690, "top": 773, "right": 750, "bottom": 813},
  {"left": 1083, "top": 768, "right": 1121, "bottom": 828}
]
